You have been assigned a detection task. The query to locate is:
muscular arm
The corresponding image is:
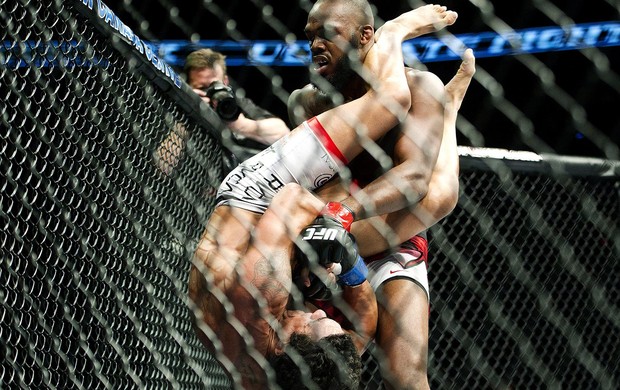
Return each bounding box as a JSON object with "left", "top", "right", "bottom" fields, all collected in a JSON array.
[
  {"left": 340, "top": 282, "right": 378, "bottom": 352},
  {"left": 189, "top": 238, "right": 278, "bottom": 389},
  {"left": 315, "top": 51, "right": 476, "bottom": 256},
  {"left": 294, "top": 70, "right": 446, "bottom": 220},
  {"left": 188, "top": 197, "right": 300, "bottom": 388},
  {"left": 189, "top": 262, "right": 272, "bottom": 389},
  {"left": 343, "top": 70, "right": 445, "bottom": 219},
  {"left": 341, "top": 69, "right": 445, "bottom": 220},
  {"left": 287, "top": 85, "right": 335, "bottom": 126},
  {"left": 227, "top": 114, "right": 290, "bottom": 145},
  {"left": 350, "top": 51, "right": 476, "bottom": 256}
]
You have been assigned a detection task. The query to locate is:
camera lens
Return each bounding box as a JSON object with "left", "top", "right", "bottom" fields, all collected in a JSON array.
[
  {"left": 214, "top": 94, "right": 240, "bottom": 121},
  {"left": 205, "top": 81, "right": 241, "bottom": 121}
]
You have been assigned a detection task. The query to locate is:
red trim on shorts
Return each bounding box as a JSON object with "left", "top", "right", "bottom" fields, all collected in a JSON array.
[
  {"left": 402, "top": 234, "right": 429, "bottom": 269},
  {"left": 366, "top": 234, "right": 429, "bottom": 269},
  {"left": 306, "top": 117, "right": 348, "bottom": 165}
]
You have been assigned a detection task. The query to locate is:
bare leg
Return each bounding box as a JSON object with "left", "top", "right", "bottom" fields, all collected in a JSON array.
[
  {"left": 403, "top": 48, "right": 477, "bottom": 229},
  {"left": 376, "top": 278, "right": 430, "bottom": 390},
  {"left": 374, "top": 50, "right": 477, "bottom": 390},
  {"left": 352, "top": 49, "right": 476, "bottom": 256}
]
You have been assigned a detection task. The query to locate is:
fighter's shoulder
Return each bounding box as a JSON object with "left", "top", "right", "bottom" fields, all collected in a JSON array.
[
  {"left": 289, "top": 84, "right": 319, "bottom": 103},
  {"left": 288, "top": 84, "right": 314, "bottom": 125},
  {"left": 288, "top": 84, "right": 334, "bottom": 125}
]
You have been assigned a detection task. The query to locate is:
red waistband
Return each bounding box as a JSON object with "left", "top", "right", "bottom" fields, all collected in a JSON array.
[{"left": 306, "top": 117, "right": 348, "bottom": 166}]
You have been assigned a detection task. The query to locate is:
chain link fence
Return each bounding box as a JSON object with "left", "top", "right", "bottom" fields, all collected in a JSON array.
[
  {"left": 427, "top": 155, "right": 619, "bottom": 389},
  {"left": 2, "top": 1, "right": 619, "bottom": 389},
  {"left": 361, "top": 150, "right": 620, "bottom": 389},
  {"left": 1, "top": 0, "right": 230, "bottom": 388}
]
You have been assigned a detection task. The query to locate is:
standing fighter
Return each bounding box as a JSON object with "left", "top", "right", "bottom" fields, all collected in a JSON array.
[
  {"left": 189, "top": 5, "right": 459, "bottom": 389},
  {"left": 288, "top": 0, "right": 475, "bottom": 388}
]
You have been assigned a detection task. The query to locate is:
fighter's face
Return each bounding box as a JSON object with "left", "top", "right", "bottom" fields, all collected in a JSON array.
[
  {"left": 305, "top": 2, "right": 362, "bottom": 91},
  {"left": 281, "top": 309, "right": 345, "bottom": 342}
]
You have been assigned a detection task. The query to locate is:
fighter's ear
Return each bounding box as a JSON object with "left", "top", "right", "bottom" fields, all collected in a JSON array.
[{"left": 359, "top": 25, "right": 374, "bottom": 44}]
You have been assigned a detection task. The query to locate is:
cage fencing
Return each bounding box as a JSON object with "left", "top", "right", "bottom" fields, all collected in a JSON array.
[{"left": 1, "top": 1, "right": 619, "bottom": 390}]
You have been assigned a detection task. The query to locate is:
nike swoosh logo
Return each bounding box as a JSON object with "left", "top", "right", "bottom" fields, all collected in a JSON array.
[{"left": 389, "top": 269, "right": 406, "bottom": 274}]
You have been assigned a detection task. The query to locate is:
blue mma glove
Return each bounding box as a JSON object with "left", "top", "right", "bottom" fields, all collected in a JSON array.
[{"left": 331, "top": 253, "right": 368, "bottom": 287}]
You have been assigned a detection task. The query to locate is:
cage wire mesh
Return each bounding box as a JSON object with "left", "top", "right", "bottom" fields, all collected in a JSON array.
[
  {"left": 2, "top": 0, "right": 620, "bottom": 390},
  {"left": 1, "top": 0, "right": 230, "bottom": 388}
]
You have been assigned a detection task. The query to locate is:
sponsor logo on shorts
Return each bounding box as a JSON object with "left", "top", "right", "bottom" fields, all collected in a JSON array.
[{"left": 314, "top": 173, "right": 332, "bottom": 189}]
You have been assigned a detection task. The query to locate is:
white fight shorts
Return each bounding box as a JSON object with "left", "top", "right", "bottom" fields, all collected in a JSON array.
[
  {"left": 366, "top": 235, "right": 430, "bottom": 301},
  {"left": 216, "top": 117, "right": 347, "bottom": 213}
]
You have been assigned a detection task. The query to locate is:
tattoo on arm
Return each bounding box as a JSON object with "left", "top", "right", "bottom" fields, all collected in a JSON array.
[
  {"left": 251, "top": 255, "right": 289, "bottom": 307},
  {"left": 234, "top": 353, "right": 269, "bottom": 388}
]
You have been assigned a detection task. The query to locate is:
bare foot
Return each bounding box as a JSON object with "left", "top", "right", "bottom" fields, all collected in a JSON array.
[
  {"left": 377, "top": 4, "right": 458, "bottom": 41},
  {"left": 431, "top": 49, "right": 475, "bottom": 188},
  {"left": 445, "top": 48, "right": 476, "bottom": 114}
]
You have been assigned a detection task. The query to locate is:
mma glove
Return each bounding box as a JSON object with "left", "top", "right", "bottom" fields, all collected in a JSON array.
[
  {"left": 293, "top": 270, "right": 333, "bottom": 301},
  {"left": 319, "top": 201, "right": 356, "bottom": 231},
  {"left": 298, "top": 202, "right": 368, "bottom": 287}
]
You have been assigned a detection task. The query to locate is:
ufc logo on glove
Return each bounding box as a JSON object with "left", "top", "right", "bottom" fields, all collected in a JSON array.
[{"left": 301, "top": 227, "right": 338, "bottom": 241}]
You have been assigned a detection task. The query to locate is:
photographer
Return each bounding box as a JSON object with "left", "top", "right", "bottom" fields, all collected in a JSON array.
[{"left": 185, "top": 48, "right": 290, "bottom": 161}]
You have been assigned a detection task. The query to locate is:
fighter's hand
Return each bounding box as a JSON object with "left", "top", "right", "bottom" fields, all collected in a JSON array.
[
  {"left": 298, "top": 201, "right": 355, "bottom": 268},
  {"left": 299, "top": 216, "right": 355, "bottom": 265},
  {"left": 293, "top": 270, "right": 334, "bottom": 301},
  {"left": 299, "top": 213, "right": 368, "bottom": 287},
  {"left": 318, "top": 201, "right": 355, "bottom": 231}
]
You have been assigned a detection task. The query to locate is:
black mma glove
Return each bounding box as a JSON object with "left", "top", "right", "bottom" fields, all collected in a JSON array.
[
  {"left": 298, "top": 202, "right": 368, "bottom": 287},
  {"left": 292, "top": 270, "right": 333, "bottom": 301}
]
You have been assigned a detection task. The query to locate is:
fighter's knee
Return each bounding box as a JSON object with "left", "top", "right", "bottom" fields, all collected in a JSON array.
[
  {"left": 271, "top": 183, "right": 324, "bottom": 222},
  {"left": 426, "top": 173, "right": 459, "bottom": 220},
  {"left": 273, "top": 183, "right": 316, "bottom": 210},
  {"left": 274, "top": 183, "right": 305, "bottom": 200}
]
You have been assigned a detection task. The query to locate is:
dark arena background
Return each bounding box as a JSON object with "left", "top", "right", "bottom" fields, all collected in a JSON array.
[{"left": 1, "top": 0, "right": 619, "bottom": 389}]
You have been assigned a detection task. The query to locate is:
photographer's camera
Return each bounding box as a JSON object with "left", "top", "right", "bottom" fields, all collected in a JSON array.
[{"left": 204, "top": 81, "right": 241, "bottom": 121}]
